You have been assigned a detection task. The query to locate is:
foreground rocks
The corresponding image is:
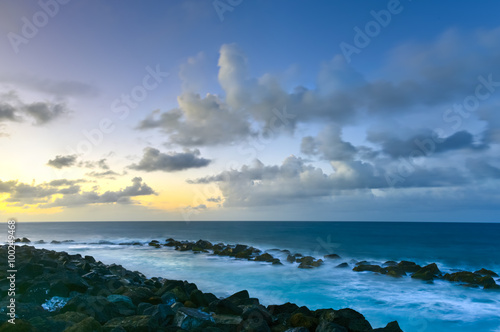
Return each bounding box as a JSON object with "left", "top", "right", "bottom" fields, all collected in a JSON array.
[{"left": 0, "top": 245, "right": 403, "bottom": 331}]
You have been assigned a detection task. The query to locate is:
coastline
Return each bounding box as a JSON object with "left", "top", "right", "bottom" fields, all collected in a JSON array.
[{"left": 0, "top": 244, "right": 403, "bottom": 332}]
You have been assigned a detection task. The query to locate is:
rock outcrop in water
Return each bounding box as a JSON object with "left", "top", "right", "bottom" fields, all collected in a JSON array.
[{"left": 0, "top": 245, "right": 403, "bottom": 331}]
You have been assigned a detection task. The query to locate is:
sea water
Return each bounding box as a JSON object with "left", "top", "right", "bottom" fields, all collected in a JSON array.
[{"left": 9, "top": 221, "right": 500, "bottom": 332}]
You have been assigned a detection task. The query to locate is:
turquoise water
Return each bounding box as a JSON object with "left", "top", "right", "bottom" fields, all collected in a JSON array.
[{"left": 9, "top": 221, "right": 500, "bottom": 331}]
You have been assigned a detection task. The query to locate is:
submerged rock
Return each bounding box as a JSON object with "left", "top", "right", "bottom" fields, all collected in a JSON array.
[{"left": 411, "top": 263, "right": 441, "bottom": 281}]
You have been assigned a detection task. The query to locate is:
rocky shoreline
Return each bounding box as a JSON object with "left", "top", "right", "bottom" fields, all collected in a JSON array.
[{"left": 0, "top": 244, "right": 405, "bottom": 332}]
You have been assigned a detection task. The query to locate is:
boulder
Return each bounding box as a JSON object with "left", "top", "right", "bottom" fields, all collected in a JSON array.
[
  {"left": 373, "top": 320, "right": 404, "bottom": 331},
  {"left": 255, "top": 253, "right": 275, "bottom": 262},
  {"left": 316, "top": 321, "right": 348, "bottom": 332},
  {"left": 352, "top": 265, "right": 386, "bottom": 273},
  {"left": 103, "top": 315, "right": 158, "bottom": 332},
  {"left": 396, "top": 261, "right": 422, "bottom": 273},
  {"left": 474, "top": 268, "right": 499, "bottom": 277},
  {"left": 411, "top": 263, "right": 441, "bottom": 281},
  {"left": 173, "top": 307, "right": 215, "bottom": 330},
  {"left": 335, "top": 263, "right": 349, "bottom": 268},
  {"left": 64, "top": 317, "right": 102, "bottom": 332},
  {"left": 290, "top": 313, "right": 318, "bottom": 330},
  {"left": 321, "top": 308, "right": 372, "bottom": 332},
  {"left": 324, "top": 254, "right": 341, "bottom": 259}
]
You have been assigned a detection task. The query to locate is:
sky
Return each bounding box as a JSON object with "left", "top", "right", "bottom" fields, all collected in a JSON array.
[{"left": 0, "top": 0, "right": 499, "bottom": 222}]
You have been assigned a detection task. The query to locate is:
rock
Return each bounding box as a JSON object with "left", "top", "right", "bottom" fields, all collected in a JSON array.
[
  {"left": 355, "top": 261, "right": 369, "bottom": 266},
  {"left": 210, "top": 299, "right": 243, "bottom": 315},
  {"left": 143, "top": 304, "right": 175, "bottom": 325},
  {"left": 352, "top": 265, "right": 386, "bottom": 273},
  {"left": 173, "top": 307, "right": 215, "bottom": 330},
  {"left": 61, "top": 295, "right": 119, "bottom": 324},
  {"left": 0, "top": 319, "right": 34, "bottom": 332},
  {"left": 14, "top": 237, "right": 31, "bottom": 243},
  {"left": 190, "top": 289, "right": 209, "bottom": 307},
  {"left": 396, "top": 261, "right": 422, "bottom": 273},
  {"left": 385, "top": 266, "right": 406, "bottom": 278},
  {"left": 242, "top": 306, "right": 273, "bottom": 325},
  {"left": 316, "top": 321, "right": 348, "bottom": 332},
  {"left": 411, "top": 263, "right": 441, "bottom": 281},
  {"left": 267, "top": 302, "right": 299, "bottom": 316},
  {"left": 290, "top": 313, "right": 318, "bottom": 330},
  {"left": 324, "top": 254, "right": 341, "bottom": 259},
  {"left": 321, "top": 308, "right": 372, "bottom": 332},
  {"left": 474, "top": 268, "right": 499, "bottom": 277},
  {"left": 103, "top": 315, "right": 158, "bottom": 332},
  {"left": 107, "top": 295, "right": 135, "bottom": 315},
  {"left": 287, "top": 255, "right": 296, "bottom": 263},
  {"left": 64, "top": 317, "right": 102, "bottom": 332},
  {"left": 255, "top": 253, "right": 275, "bottom": 262},
  {"left": 382, "top": 261, "right": 398, "bottom": 267},
  {"left": 285, "top": 328, "right": 310, "bottom": 332},
  {"left": 212, "top": 314, "right": 243, "bottom": 330},
  {"left": 335, "top": 263, "right": 349, "bottom": 268},
  {"left": 373, "top": 320, "right": 404, "bottom": 331}
]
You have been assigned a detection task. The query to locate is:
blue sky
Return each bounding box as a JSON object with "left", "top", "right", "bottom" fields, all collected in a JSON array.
[{"left": 0, "top": 0, "right": 499, "bottom": 221}]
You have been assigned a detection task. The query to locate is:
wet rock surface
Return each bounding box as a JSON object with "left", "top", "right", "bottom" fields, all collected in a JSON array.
[{"left": 0, "top": 245, "right": 404, "bottom": 331}]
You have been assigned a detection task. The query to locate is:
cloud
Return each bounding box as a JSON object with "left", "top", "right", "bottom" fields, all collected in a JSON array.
[
  {"left": 188, "top": 155, "right": 471, "bottom": 207},
  {"left": 137, "top": 92, "right": 254, "bottom": 146},
  {"left": 206, "top": 196, "right": 221, "bottom": 203},
  {"left": 85, "top": 170, "right": 120, "bottom": 179},
  {"left": 0, "top": 177, "right": 156, "bottom": 208},
  {"left": 129, "top": 147, "right": 211, "bottom": 172},
  {"left": 0, "top": 91, "right": 70, "bottom": 127},
  {"left": 79, "top": 158, "right": 110, "bottom": 170},
  {"left": 23, "top": 101, "right": 69, "bottom": 125},
  {"left": 301, "top": 125, "right": 357, "bottom": 161},
  {"left": 367, "top": 130, "right": 487, "bottom": 159},
  {"left": 47, "top": 155, "right": 78, "bottom": 169}
]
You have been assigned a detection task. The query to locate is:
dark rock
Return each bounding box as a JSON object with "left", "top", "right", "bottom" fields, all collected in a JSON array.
[
  {"left": 242, "top": 306, "right": 273, "bottom": 325},
  {"left": 324, "top": 254, "right": 341, "bottom": 259},
  {"left": 103, "top": 315, "right": 158, "bottom": 332},
  {"left": 385, "top": 266, "right": 407, "bottom": 278},
  {"left": 64, "top": 317, "right": 102, "bottom": 332},
  {"left": 411, "top": 263, "right": 441, "bottom": 281},
  {"left": 190, "top": 289, "right": 209, "bottom": 307},
  {"left": 353, "top": 265, "right": 386, "bottom": 273},
  {"left": 14, "top": 237, "right": 31, "bottom": 243},
  {"left": 474, "top": 268, "right": 499, "bottom": 277},
  {"left": 316, "top": 321, "right": 348, "bottom": 332},
  {"left": 173, "top": 307, "right": 215, "bottom": 330},
  {"left": 61, "top": 295, "right": 119, "bottom": 324},
  {"left": 226, "top": 289, "right": 249, "bottom": 303},
  {"left": 335, "top": 263, "right": 349, "bottom": 268},
  {"left": 267, "top": 302, "right": 299, "bottom": 316},
  {"left": 373, "top": 320, "right": 404, "bottom": 331},
  {"left": 210, "top": 299, "right": 243, "bottom": 315},
  {"left": 397, "top": 261, "right": 422, "bottom": 273},
  {"left": 290, "top": 313, "right": 318, "bottom": 330},
  {"left": 382, "top": 261, "right": 398, "bottom": 267},
  {"left": 321, "top": 308, "right": 372, "bottom": 332},
  {"left": 143, "top": 304, "right": 175, "bottom": 325},
  {"left": 355, "top": 261, "right": 369, "bottom": 266},
  {"left": 255, "top": 253, "right": 275, "bottom": 262},
  {"left": 285, "top": 328, "right": 310, "bottom": 332}
]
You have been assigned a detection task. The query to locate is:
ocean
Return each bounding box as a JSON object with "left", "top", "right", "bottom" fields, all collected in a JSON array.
[{"left": 9, "top": 221, "right": 500, "bottom": 331}]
